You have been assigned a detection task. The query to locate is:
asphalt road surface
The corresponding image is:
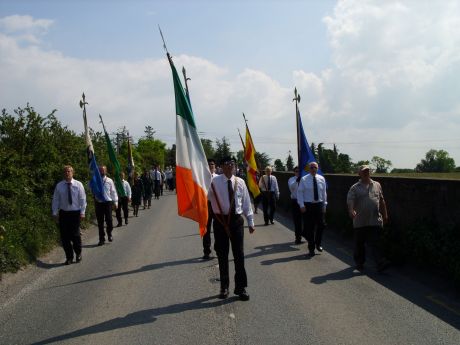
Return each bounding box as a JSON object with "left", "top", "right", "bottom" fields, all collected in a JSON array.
[{"left": 1, "top": 190, "right": 459, "bottom": 345}]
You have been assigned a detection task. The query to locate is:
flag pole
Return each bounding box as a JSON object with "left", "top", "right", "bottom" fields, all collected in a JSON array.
[
  {"left": 237, "top": 128, "right": 246, "bottom": 151},
  {"left": 293, "top": 87, "right": 301, "bottom": 171}
]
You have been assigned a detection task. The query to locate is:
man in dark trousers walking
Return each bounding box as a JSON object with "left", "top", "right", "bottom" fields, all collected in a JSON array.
[
  {"left": 208, "top": 156, "right": 255, "bottom": 301},
  {"left": 52, "top": 165, "right": 87, "bottom": 264}
]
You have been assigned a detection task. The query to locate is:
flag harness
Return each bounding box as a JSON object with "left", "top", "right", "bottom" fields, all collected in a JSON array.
[{"left": 210, "top": 179, "right": 238, "bottom": 238}]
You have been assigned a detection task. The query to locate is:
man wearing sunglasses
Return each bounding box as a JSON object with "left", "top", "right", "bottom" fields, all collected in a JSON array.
[{"left": 297, "top": 162, "right": 327, "bottom": 256}]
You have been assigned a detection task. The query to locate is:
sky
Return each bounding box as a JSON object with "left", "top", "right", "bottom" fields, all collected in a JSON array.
[{"left": 0, "top": 0, "right": 459, "bottom": 169}]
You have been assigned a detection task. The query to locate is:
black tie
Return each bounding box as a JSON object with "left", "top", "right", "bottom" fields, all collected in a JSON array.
[
  {"left": 267, "top": 176, "right": 271, "bottom": 191},
  {"left": 227, "top": 179, "right": 234, "bottom": 214},
  {"left": 67, "top": 182, "right": 73, "bottom": 205},
  {"left": 313, "top": 175, "right": 319, "bottom": 201}
]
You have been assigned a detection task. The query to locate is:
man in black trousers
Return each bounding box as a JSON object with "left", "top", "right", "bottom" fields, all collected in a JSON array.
[
  {"left": 202, "top": 158, "right": 218, "bottom": 260},
  {"left": 52, "top": 165, "right": 87, "bottom": 264},
  {"left": 297, "top": 161, "right": 327, "bottom": 256},
  {"left": 208, "top": 156, "right": 255, "bottom": 301},
  {"left": 94, "top": 165, "right": 118, "bottom": 246}
]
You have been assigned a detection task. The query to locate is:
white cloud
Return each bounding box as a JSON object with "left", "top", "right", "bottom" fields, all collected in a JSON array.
[
  {"left": 1, "top": 3, "right": 460, "bottom": 169},
  {"left": 0, "top": 15, "right": 53, "bottom": 44}
]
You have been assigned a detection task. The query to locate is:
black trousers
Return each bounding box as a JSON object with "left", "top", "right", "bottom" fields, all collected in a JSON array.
[
  {"left": 262, "top": 191, "right": 276, "bottom": 224},
  {"left": 353, "top": 226, "right": 383, "bottom": 266},
  {"left": 302, "top": 202, "right": 325, "bottom": 252},
  {"left": 95, "top": 201, "right": 113, "bottom": 242},
  {"left": 203, "top": 201, "right": 214, "bottom": 256},
  {"left": 59, "top": 210, "right": 82, "bottom": 260},
  {"left": 291, "top": 199, "right": 302, "bottom": 241},
  {"left": 154, "top": 181, "right": 160, "bottom": 199},
  {"left": 213, "top": 214, "right": 247, "bottom": 292},
  {"left": 116, "top": 196, "right": 129, "bottom": 224}
]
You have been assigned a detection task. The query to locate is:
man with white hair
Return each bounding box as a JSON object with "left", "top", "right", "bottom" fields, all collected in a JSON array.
[{"left": 258, "top": 165, "right": 279, "bottom": 225}]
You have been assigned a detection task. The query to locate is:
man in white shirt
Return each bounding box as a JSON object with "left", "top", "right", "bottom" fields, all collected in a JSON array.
[
  {"left": 288, "top": 166, "right": 303, "bottom": 244},
  {"left": 116, "top": 172, "right": 132, "bottom": 227},
  {"left": 52, "top": 165, "right": 87, "bottom": 265},
  {"left": 202, "top": 159, "right": 218, "bottom": 260},
  {"left": 258, "top": 166, "right": 280, "bottom": 225},
  {"left": 297, "top": 161, "right": 327, "bottom": 256},
  {"left": 94, "top": 165, "right": 118, "bottom": 246},
  {"left": 208, "top": 156, "right": 255, "bottom": 301}
]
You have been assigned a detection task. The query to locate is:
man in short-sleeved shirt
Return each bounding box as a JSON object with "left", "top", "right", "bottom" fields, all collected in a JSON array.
[{"left": 347, "top": 165, "right": 389, "bottom": 272}]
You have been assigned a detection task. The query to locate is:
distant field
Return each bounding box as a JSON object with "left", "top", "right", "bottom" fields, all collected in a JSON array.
[{"left": 372, "top": 172, "right": 460, "bottom": 180}]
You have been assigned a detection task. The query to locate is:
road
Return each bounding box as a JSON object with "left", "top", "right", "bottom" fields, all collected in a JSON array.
[{"left": 1, "top": 190, "right": 459, "bottom": 344}]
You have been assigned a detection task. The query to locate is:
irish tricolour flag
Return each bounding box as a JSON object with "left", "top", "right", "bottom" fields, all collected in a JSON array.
[{"left": 167, "top": 54, "right": 212, "bottom": 237}]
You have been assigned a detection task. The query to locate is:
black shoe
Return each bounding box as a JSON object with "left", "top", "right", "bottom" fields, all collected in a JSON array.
[
  {"left": 125, "top": 219, "right": 128, "bottom": 225},
  {"left": 308, "top": 251, "right": 315, "bottom": 257},
  {"left": 295, "top": 239, "right": 302, "bottom": 244},
  {"left": 235, "top": 289, "right": 250, "bottom": 301},
  {"left": 116, "top": 223, "right": 122, "bottom": 227},
  {"left": 108, "top": 235, "right": 113, "bottom": 242},
  {"left": 76, "top": 255, "right": 82, "bottom": 263},
  {"left": 219, "top": 288, "right": 229, "bottom": 299},
  {"left": 270, "top": 220, "right": 274, "bottom": 225},
  {"left": 316, "top": 245, "right": 323, "bottom": 252},
  {"left": 264, "top": 222, "right": 269, "bottom": 226},
  {"left": 97, "top": 241, "right": 105, "bottom": 246},
  {"left": 64, "top": 259, "right": 73, "bottom": 265},
  {"left": 355, "top": 264, "right": 364, "bottom": 272},
  {"left": 202, "top": 254, "right": 211, "bottom": 260}
]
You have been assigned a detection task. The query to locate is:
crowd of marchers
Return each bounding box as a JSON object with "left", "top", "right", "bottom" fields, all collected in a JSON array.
[{"left": 52, "top": 158, "right": 389, "bottom": 301}]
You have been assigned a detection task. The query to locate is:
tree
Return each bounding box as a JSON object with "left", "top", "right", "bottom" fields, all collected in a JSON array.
[
  {"left": 214, "top": 137, "right": 232, "bottom": 164},
  {"left": 371, "top": 156, "right": 392, "bottom": 173},
  {"left": 136, "top": 138, "right": 166, "bottom": 170},
  {"left": 255, "top": 152, "right": 270, "bottom": 170},
  {"left": 200, "top": 138, "right": 215, "bottom": 160},
  {"left": 286, "top": 153, "right": 294, "bottom": 171},
  {"left": 144, "top": 125, "right": 156, "bottom": 140},
  {"left": 274, "top": 159, "right": 285, "bottom": 171},
  {"left": 165, "top": 144, "right": 176, "bottom": 168},
  {"left": 416, "top": 149, "right": 456, "bottom": 172}
]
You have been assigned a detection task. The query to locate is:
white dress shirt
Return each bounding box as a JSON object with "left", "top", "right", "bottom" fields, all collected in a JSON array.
[
  {"left": 122, "top": 179, "right": 132, "bottom": 199},
  {"left": 297, "top": 173, "right": 327, "bottom": 209},
  {"left": 52, "top": 178, "right": 87, "bottom": 216},
  {"left": 96, "top": 176, "right": 118, "bottom": 206},
  {"left": 288, "top": 176, "right": 300, "bottom": 199},
  {"left": 258, "top": 174, "right": 280, "bottom": 198},
  {"left": 208, "top": 174, "right": 254, "bottom": 228}
]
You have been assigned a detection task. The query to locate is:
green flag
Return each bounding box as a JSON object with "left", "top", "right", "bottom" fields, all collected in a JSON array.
[{"left": 103, "top": 131, "right": 126, "bottom": 198}]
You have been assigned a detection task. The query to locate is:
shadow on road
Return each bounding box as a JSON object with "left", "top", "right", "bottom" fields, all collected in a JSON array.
[
  {"left": 51, "top": 256, "right": 204, "bottom": 288},
  {"left": 273, "top": 210, "right": 460, "bottom": 330},
  {"left": 35, "top": 260, "right": 64, "bottom": 269},
  {"left": 246, "top": 241, "right": 301, "bottom": 261},
  {"left": 31, "top": 295, "right": 236, "bottom": 345},
  {"left": 310, "top": 267, "right": 363, "bottom": 284}
]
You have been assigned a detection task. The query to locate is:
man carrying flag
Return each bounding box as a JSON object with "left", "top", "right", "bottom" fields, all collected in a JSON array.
[
  {"left": 99, "top": 115, "right": 127, "bottom": 227},
  {"left": 293, "top": 88, "right": 327, "bottom": 256}
]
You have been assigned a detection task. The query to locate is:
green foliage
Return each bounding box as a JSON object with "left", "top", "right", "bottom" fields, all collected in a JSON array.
[
  {"left": 315, "top": 143, "right": 353, "bottom": 173},
  {"left": 391, "top": 168, "right": 414, "bottom": 173},
  {"left": 201, "top": 138, "right": 216, "bottom": 160},
  {"left": 371, "top": 156, "right": 392, "bottom": 173},
  {"left": 0, "top": 105, "right": 167, "bottom": 274},
  {"left": 274, "top": 159, "right": 285, "bottom": 171},
  {"left": 416, "top": 149, "right": 456, "bottom": 172},
  {"left": 286, "top": 153, "right": 294, "bottom": 171},
  {"left": 214, "top": 137, "right": 232, "bottom": 164},
  {"left": 136, "top": 138, "right": 166, "bottom": 170}
]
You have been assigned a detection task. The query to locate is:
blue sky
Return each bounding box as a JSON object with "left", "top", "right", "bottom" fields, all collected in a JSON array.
[{"left": 1, "top": 0, "right": 459, "bottom": 169}]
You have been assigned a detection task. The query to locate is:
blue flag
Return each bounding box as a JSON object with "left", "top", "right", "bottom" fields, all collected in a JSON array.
[
  {"left": 297, "top": 108, "right": 323, "bottom": 177},
  {"left": 81, "top": 99, "right": 107, "bottom": 201}
]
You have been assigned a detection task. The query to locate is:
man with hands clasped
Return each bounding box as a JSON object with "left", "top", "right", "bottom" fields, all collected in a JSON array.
[{"left": 297, "top": 161, "right": 327, "bottom": 257}]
